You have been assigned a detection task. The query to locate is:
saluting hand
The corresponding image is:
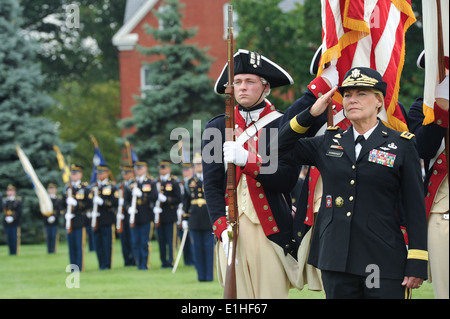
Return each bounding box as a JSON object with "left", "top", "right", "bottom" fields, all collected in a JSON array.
[{"left": 309, "top": 86, "right": 339, "bottom": 118}]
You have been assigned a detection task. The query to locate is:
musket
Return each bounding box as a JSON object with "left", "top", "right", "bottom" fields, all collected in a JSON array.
[
  {"left": 91, "top": 186, "right": 99, "bottom": 231},
  {"left": 129, "top": 183, "right": 138, "bottom": 228},
  {"left": 154, "top": 181, "right": 162, "bottom": 227},
  {"left": 116, "top": 185, "right": 124, "bottom": 233},
  {"left": 223, "top": 4, "right": 239, "bottom": 300},
  {"left": 65, "top": 185, "right": 74, "bottom": 234}
]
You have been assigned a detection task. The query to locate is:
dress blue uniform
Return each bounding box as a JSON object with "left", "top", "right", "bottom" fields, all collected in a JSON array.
[
  {"left": 156, "top": 164, "right": 182, "bottom": 268},
  {"left": 63, "top": 164, "right": 91, "bottom": 271},
  {"left": 89, "top": 165, "right": 118, "bottom": 270},
  {"left": 126, "top": 161, "right": 158, "bottom": 270},
  {"left": 2, "top": 185, "right": 22, "bottom": 255},
  {"left": 278, "top": 67, "right": 428, "bottom": 298},
  {"left": 43, "top": 184, "right": 63, "bottom": 254},
  {"left": 183, "top": 172, "right": 214, "bottom": 281}
]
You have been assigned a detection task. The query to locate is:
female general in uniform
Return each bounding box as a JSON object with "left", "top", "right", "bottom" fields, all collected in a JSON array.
[{"left": 278, "top": 67, "right": 428, "bottom": 299}]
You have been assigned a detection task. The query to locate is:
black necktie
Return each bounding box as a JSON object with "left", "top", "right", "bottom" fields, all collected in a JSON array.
[{"left": 355, "top": 135, "right": 366, "bottom": 146}]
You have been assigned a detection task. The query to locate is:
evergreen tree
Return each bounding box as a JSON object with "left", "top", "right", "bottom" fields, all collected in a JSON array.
[
  {"left": 0, "top": 0, "right": 69, "bottom": 244},
  {"left": 121, "top": 0, "right": 222, "bottom": 174}
]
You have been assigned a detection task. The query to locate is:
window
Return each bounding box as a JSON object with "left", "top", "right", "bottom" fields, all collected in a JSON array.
[{"left": 141, "top": 64, "right": 160, "bottom": 91}]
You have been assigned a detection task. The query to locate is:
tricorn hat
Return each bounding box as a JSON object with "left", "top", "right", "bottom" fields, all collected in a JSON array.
[
  {"left": 214, "top": 49, "right": 294, "bottom": 94},
  {"left": 310, "top": 45, "right": 323, "bottom": 75},
  {"left": 338, "top": 67, "right": 387, "bottom": 97}
]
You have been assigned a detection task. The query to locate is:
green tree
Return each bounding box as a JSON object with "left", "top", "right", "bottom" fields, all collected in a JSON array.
[
  {"left": 45, "top": 80, "right": 122, "bottom": 179},
  {"left": 121, "top": 0, "right": 222, "bottom": 175},
  {"left": 0, "top": 0, "right": 69, "bottom": 244}
]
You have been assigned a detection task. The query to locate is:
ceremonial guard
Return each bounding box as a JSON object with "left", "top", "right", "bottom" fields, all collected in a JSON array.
[
  {"left": 43, "top": 183, "right": 63, "bottom": 254},
  {"left": 183, "top": 153, "right": 214, "bottom": 281},
  {"left": 202, "top": 49, "right": 336, "bottom": 298},
  {"left": 408, "top": 52, "right": 449, "bottom": 299},
  {"left": 278, "top": 67, "right": 428, "bottom": 298},
  {"left": 178, "top": 162, "right": 195, "bottom": 266},
  {"left": 2, "top": 185, "right": 22, "bottom": 255},
  {"left": 89, "top": 165, "right": 118, "bottom": 270},
  {"left": 117, "top": 164, "right": 136, "bottom": 266},
  {"left": 127, "top": 160, "right": 158, "bottom": 270},
  {"left": 154, "top": 160, "right": 181, "bottom": 268},
  {"left": 63, "top": 164, "right": 91, "bottom": 271}
]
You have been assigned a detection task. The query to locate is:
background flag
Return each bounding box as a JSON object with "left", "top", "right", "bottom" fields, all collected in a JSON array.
[
  {"left": 125, "top": 140, "right": 139, "bottom": 165},
  {"left": 318, "top": 0, "right": 416, "bottom": 132},
  {"left": 53, "top": 145, "right": 70, "bottom": 184},
  {"left": 421, "top": 0, "right": 449, "bottom": 125},
  {"left": 90, "top": 135, "right": 106, "bottom": 184},
  {"left": 16, "top": 146, "right": 53, "bottom": 216}
]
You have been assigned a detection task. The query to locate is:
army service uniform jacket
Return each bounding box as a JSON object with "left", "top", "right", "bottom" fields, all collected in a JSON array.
[
  {"left": 125, "top": 177, "right": 158, "bottom": 225},
  {"left": 203, "top": 77, "right": 331, "bottom": 257},
  {"left": 158, "top": 176, "right": 181, "bottom": 224},
  {"left": 89, "top": 181, "right": 119, "bottom": 227},
  {"left": 63, "top": 182, "right": 92, "bottom": 229},
  {"left": 183, "top": 175, "right": 211, "bottom": 231},
  {"left": 278, "top": 109, "right": 428, "bottom": 280},
  {"left": 3, "top": 197, "right": 22, "bottom": 227}
]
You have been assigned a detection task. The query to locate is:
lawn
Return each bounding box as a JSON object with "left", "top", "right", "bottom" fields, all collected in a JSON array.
[{"left": 0, "top": 239, "right": 434, "bottom": 299}]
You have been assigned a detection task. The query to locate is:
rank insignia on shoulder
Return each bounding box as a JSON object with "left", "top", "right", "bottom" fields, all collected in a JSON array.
[
  {"left": 327, "top": 126, "right": 339, "bottom": 131},
  {"left": 400, "top": 132, "right": 414, "bottom": 140}
]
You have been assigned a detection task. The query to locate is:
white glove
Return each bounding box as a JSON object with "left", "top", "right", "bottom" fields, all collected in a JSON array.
[
  {"left": 223, "top": 141, "right": 249, "bottom": 167},
  {"left": 117, "top": 213, "right": 125, "bottom": 220},
  {"left": 132, "top": 187, "right": 143, "bottom": 198},
  {"left": 66, "top": 197, "right": 77, "bottom": 207},
  {"left": 158, "top": 193, "right": 167, "bottom": 203},
  {"left": 118, "top": 198, "right": 124, "bottom": 206},
  {"left": 128, "top": 207, "right": 137, "bottom": 215},
  {"left": 5, "top": 216, "right": 14, "bottom": 224},
  {"left": 153, "top": 206, "right": 163, "bottom": 215},
  {"left": 47, "top": 215, "right": 56, "bottom": 224},
  {"left": 321, "top": 64, "right": 339, "bottom": 88},
  {"left": 221, "top": 230, "right": 230, "bottom": 258},
  {"left": 182, "top": 220, "right": 189, "bottom": 230},
  {"left": 435, "top": 75, "right": 449, "bottom": 101},
  {"left": 154, "top": 209, "right": 161, "bottom": 224},
  {"left": 93, "top": 196, "right": 104, "bottom": 206}
]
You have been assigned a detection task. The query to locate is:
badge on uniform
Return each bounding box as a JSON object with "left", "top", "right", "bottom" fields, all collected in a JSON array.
[
  {"left": 335, "top": 196, "right": 344, "bottom": 208},
  {"left": 165, "top": 183, "right": 173, "bottom": 191},
  {"left": 368, "top": 149, "right": 396, "bottom": 168},
  {"left": 326, "top": 195, "right": 332, "bottom": 208},
  {"left": 142, "top": 184, "right": 151, "bottom": 192}
]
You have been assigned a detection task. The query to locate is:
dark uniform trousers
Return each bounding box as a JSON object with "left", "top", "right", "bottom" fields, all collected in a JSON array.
[
  {"left": 44, "top": 196, "right": 63, "bottom": 254},
  {"left": 279, "top": 110, "right": 428, "bottom": 299},
  {"left": 156, "top": 176, "right": 181, "bottom": 268},
  {"left": 3, "top": 198, "right": 22, "bottom": 255},
  {"left": 91, "top": 181, "right": 118, "bottom": 270},
  {"left": 64, "top": 183, "right": 91, "bottom": 271},
  {"left": 184, "top": 175, "right": 214, "bottom": 281},
  {"left": 119, "top": 181, "right": 135, "bottom": 266},
  {"left": 127, "top": 177, "right": 158, "bottom": 270}
]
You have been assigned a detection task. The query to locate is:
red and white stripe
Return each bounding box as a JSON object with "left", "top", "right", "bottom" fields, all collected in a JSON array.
[{"left": 318, "top": 0, "right": 416, "bottom": 132}]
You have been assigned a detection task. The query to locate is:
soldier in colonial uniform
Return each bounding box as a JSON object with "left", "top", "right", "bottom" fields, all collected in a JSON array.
[
  {"left": 408, "top": 52, "right": 449, "bottom": 299},
  {"left": 202, "top": 49, "right": 337, "bottom": 298},
  {"left": 43, "top": 183, "right": 63, "bottom": 254},
  {"left": 154, "top": 160, "right": 181, "bottom": 268},
  {"left": 118, "top": 164, "right": 136, "bottom": 266},
  {"left": 63, "top": 164, "right": 91, "bottom": 271},
  {"left": 89, "top": 165, "right": 118, "bottom": 270},
  {"left": 2, "top": 185, "right": 22, "bottom": 255},
  {"left": 278, "top": 67, "right": 428, "bottom": 298},
  {"left": 183, "top": 153, "right": 214, "bottom": 281},
  {"left": 127, "top": 160, "right": 158, "bottom": 270}
]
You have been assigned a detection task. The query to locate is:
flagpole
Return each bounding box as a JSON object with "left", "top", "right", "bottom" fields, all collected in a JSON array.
[{"left": 436, "top": 0, "right": 449, "bottom": 187}]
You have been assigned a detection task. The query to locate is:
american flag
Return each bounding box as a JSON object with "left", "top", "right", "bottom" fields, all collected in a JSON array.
[
  {"left": 421, "top": 0, "right": 449, "bottom": 125},
  {"left": 317, "top": 0, "right": 416, "bottom": 132}
]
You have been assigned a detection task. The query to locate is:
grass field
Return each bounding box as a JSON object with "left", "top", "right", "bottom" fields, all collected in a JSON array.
[{"left": 0, "top": 239, "right": 434, "bottom": 299}]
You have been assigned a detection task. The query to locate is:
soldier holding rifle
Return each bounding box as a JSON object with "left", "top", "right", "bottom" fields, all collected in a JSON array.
[
  {"left": 203, "top": 43, "right": 337, "bottom": 297},
  {"left": 63, "top": 164, "right": 91, "bottom": 271},
  {"left": 127, "top": 160, "right": 158, "bottom": 270},
  {"left": 89, "top": 165, "right": 118, "bottom": 270}
]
